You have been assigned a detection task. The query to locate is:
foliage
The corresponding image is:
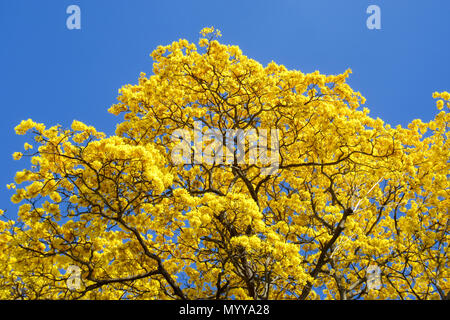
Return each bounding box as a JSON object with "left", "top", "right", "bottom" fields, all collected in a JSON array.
[{"left": 1, "top": 27, "right": 448, "bottom": 300}]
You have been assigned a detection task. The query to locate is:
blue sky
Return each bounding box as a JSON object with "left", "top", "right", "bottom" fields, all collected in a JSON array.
[{"left": 1, "top": 0, "right": 449, "bottom": 219}]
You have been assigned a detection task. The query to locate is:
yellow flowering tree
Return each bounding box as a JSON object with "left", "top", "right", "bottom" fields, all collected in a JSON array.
[{"left": 1, "top": 27, "right": 448, "bottom": 300}]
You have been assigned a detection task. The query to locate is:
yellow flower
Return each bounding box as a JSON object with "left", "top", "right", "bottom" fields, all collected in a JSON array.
[
  {"left": 69, "top": 195, "right": 79, "bottom": 204},
  {"left": 6, "top": 183, "right": 16, "bottom": 190},
  {"left": 14, "top": 119, "right": 35, "bottom": 135},
  {"left": 26, "top": 181, "right": 43, "bottom": 198},
  {"left": 11, "top": 193, "right": 23, "bottom": 204},
  {"left": 49, "top": 192, "right": 62, "bottom": 203},
  {"left": 199, "top": 38, "right": 209, "bottom": 47},
  {"left": 24, "top": 143, "right": 33, "bottom": 150},
  {"left": 200, "top": 26, "right": 214, "bottom": 37},
  {"left": 71, "top": 119, "right": 88, "bottom": 132},
  {"left": 12, "top": 152, "right": 23, "bottom": 160}
]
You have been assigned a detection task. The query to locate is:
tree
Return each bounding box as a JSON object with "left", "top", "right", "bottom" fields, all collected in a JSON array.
[{"left": 0, "top": 27, "right": 448, "bottom": 300}]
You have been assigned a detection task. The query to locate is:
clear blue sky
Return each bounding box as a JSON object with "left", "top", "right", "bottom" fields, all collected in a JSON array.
[{"left": 1, "top": 0, "right": 449, "bottom": 219}]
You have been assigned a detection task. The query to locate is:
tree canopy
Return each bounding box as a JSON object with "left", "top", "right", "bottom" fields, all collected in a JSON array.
[{"left": 1, "top": 27, "right": 448, "bottom": 300}]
